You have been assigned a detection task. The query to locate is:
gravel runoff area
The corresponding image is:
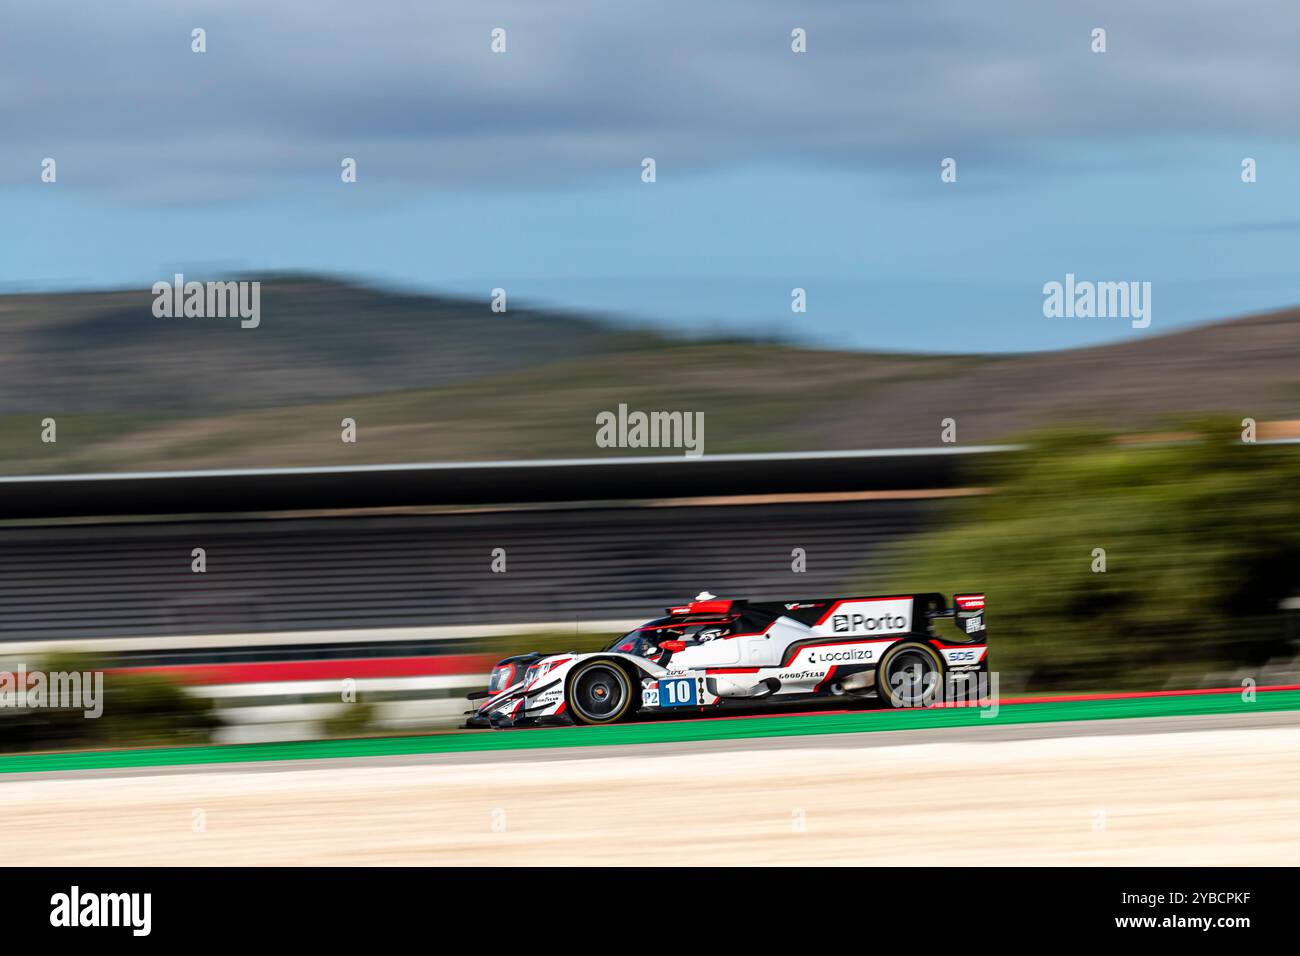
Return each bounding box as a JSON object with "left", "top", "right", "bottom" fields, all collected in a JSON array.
[{"left": 2, "top": 716, "right": 1297, "bottom": 865}]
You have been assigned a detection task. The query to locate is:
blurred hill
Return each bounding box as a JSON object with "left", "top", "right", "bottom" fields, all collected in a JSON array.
[
  {"left": 0, "top": 274, "right": 663, "bottom": 414},
  {"left": 2, "top": 274, "right": 1299, "bottom": 474}
]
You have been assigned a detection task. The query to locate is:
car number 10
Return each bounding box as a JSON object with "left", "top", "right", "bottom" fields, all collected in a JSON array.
[{"left": 659, "top": 677, "right": 697, "bottom": 707}]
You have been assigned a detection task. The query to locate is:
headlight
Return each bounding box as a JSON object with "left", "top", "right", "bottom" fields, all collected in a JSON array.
[
  {"left": 524, "top": 658, "right": 562, "bottom": 685},
  {"left": 488, "top": 663, "right": 517, "bottom": 693}
]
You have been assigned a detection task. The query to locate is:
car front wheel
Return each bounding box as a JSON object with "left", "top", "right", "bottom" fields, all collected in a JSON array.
[{"left": 566, "top": 660, "right": 634, "bottom": 725}]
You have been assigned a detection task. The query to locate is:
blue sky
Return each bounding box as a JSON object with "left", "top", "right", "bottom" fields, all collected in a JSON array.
[{"left": 5, "top": 1, "right": 1300, "bottom": 352}]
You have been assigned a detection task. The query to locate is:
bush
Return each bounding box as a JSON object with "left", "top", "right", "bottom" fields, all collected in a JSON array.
[
  {"left": 321, "top": 699, "right": 378, "bottom": 738},
  {"left": 0, "top": 653, "right": 220, "bottom": 752}
]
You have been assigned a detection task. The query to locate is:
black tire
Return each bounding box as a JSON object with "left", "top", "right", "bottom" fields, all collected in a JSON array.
[
  {"left": 566, "top": 660, "right": 634, "bottom": 725},
  {"left": 877, "top": 641, "right": 944, "bottom": 709}
]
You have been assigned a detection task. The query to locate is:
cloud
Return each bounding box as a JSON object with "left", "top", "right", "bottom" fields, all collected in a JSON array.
[{"left": 4, "top": 0, "right": 1300, "bottom": 202}]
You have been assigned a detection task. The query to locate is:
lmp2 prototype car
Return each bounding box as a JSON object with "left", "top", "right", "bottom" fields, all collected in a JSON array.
[{"left": 465, "top": 591, "right": 987, "bottom": 728}]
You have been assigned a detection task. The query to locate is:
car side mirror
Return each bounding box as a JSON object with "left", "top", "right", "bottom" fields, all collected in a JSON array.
[{"left": 659, "top": 640, "right": 686, "bottom": 652}]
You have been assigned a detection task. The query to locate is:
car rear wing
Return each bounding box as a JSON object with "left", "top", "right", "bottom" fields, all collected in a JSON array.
[
  {"left": 950, "top": 593, "right": 986, "bottom": 640},
  {"left": 922, "top": 592, "right": 986, "bottom": 641}
]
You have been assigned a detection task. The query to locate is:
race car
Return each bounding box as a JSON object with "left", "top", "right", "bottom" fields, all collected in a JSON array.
[{"left": 465, "top": 590, "right": 987, "bottom": 728}]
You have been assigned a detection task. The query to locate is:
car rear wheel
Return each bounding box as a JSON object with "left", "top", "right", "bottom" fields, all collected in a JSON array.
[
  {"left": 567, "top": 661, "right": 634, "bottom": 725},
  {"left": 878, "top": 642, "right": 943, "bottom": 708}
]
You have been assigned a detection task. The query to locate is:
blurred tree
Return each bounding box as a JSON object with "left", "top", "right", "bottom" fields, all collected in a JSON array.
[{"left": 880, "top": 421, "right": 1300, "bottom": 690}]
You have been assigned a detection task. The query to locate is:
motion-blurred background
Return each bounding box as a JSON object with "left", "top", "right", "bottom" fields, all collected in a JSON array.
[{"left": 4, "top": 2, "right": 1300, "bottom": 751}]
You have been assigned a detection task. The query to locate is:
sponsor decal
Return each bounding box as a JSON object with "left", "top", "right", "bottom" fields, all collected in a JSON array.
[
  {"left": 808, "top": 647, "right": 874, "bottom": 664},
  {"left": 831, "top": 612, "right": 908, "bottom": 634},
  {"left": 941, "top": 647, "right": 986, "bottom": 666}
]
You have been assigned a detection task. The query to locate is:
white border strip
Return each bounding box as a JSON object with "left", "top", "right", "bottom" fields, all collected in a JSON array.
[
  {"left": 0, "top": 446, "right": 1020, "bottom": 486},
  {"left": 0, "top": 619, "right": 644, "bottom": 657}
]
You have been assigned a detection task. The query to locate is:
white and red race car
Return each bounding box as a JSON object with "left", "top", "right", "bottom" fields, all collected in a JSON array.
[{"left": 465, "top": 591, "right": 987, "bottom": 728}]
